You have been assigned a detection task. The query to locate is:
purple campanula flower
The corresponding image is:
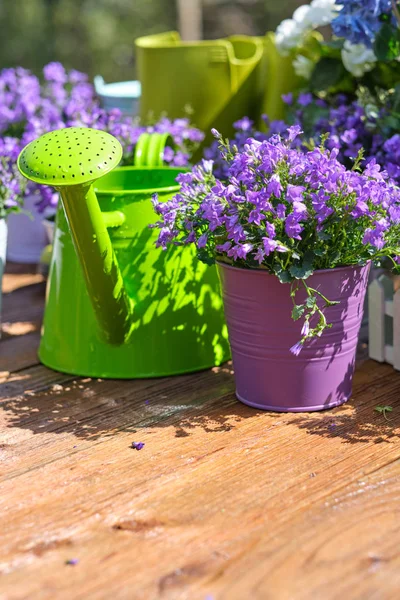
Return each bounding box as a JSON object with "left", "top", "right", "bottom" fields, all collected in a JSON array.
[
  {"left": 248, "top": 209, "right": 265, "bottom": 225},
  {"left": 216, "top": 241, "right": 232, "bottom": 253},
  {"left": 287, "top": 124, "right": 303, "bottom": 143},
  {"left": 290, "top": 341, "right": 303, "bottom": 356},
  {"left": 285, "top": 214, "right": 304, "bottom": 240},
  {"left": 131, "top": 442, "right": 145, "bottom": 451},
  {"left": 276, "top": 204, "right": 286, "bottom": 219},
  {"left": 341, "top": 129, "right": 358, "bottom": 145},
  {"left": 297, "top": 93, "right": 313, "bottom": 107},
  {"left": 254, "top": 247, "right": 265, "bottom": 264},
  {"left": 301, "top": 320, "right": 310, "bottom": 337},
  {"left": 265, "top": 222, "right": 276, "bottom": 238},
  {"left": 163, "top": 146, "right": 175, "bottom": 163},
  {"left": 267, "top": 174, "right": 283, "bottom": 198},
  {"left": 234, "top": 116, "right": 253, "bottom": 131},
  {"left": 282, "top": 93, "right": 293, "bottom": 105},
  {"left": 286, "top": 184, "right": 305, "bottom": 203},
  {"left": 227, "top": 243, "right": 253, "bottom": 260},
  {"left": 65, "top": 558, "right": 79, "bottom": 566},
  {"left": 262, "top": 237, "right": 279, "bottom": 256},
  {"left": 365, "top": 158, "right": 386, "bottom": 181},
  {"left": 197, "top": 233, "right": 208, "bottom": 248}
]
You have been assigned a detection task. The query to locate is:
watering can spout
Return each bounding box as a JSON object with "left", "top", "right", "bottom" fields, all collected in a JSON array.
[
  {"left": 17, "top": 127, "right": 133, "bottom": 345},
  {"left": 61, "top": 183, "right": 133, "bottom": 345}
]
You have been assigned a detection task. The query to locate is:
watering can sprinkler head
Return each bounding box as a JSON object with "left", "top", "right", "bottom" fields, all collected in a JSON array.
[
  {"left": 18, "top": 127, "right": 123, "bottom": 187},
  {"left": 18, "top": 127, "right": 133, "bottom": 346}
]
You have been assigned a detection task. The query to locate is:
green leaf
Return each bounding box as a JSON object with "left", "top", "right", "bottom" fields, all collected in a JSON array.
[
  {"left": 392, "top": 85, "right": 400, "bottom": 116},
  {"left": 322, "top": 39, "right": 345, "bottom": 51},
  {"left": 289, "top": 263, "right": 314, "bottom": 279},
  {"left": 276, "top": 268, "right": 292, "bottom": 284},
  {"left": 317, "top": 231, "right": 331, "bottom": 241},
  {"left": 374, "top": 405, "right": 393, "bottom": 421},
  {"left": 310, "top": 57, "right": 347, "bottom": 92},
  {"left": 197, "top": 250, "right": 215, "bottom": 266},
  {"left": 375, "top": 405, "right": 393, "bottom": 413},
  {"left": 292, "top": 304, "right": 305, "bottom": 320},
  {"left": 306, "top": 296, "right": 317, "bottom": 309},
  {"left": 289, "top": 252, "right": 315, "bottom": 280},
  {"left": 374, "top": 22, "right": 400, "bottom": 62}
]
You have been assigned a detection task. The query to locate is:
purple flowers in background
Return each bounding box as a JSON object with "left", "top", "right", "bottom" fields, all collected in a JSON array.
[
  {"left": 284, "top": 92, "right": 400, "bottom": 187},
  {"left": 0, "top": 62, "right": 204, "bottom": 215},
  {"left": 205, "top": 91, "right": 400, "bottom": 192}
]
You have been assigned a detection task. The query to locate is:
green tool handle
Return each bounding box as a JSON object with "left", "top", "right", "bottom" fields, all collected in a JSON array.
[
  {"left": 134, "top": 132, "right": 173, "bottom": 167},
  {"left": 60, "top": 184, "right": 133, "bottom": 345}
]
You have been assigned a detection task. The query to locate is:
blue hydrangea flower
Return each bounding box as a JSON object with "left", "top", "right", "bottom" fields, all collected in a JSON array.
[{"left": 332, "top": 0, "right": 394, "bottom": 47}]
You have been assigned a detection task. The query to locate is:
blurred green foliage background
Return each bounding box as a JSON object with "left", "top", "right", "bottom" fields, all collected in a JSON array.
[{"left": 0, "top": 0, "right": 301, "bottom": 81}]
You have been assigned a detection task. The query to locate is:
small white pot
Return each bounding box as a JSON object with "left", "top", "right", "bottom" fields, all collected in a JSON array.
[
  {"left": 6, "top": 194, "right": 52, "bottom": 264},
  {"left": 0, "top": 218, "right": 8, "bottom": 334}
]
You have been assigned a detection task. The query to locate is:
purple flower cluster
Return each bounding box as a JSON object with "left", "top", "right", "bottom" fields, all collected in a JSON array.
[
  {"left": 204, "top": 117, "right": 270, "bottom": 179},
  {"left": 0, "top": 63, "right": 204, "bottom": 216},
  {"left": 206, "top": 92, "right": 400, "bottom": 189},
  {"left": 155, "top": 127, "right": 400, "bottom": 267},
  {"left": 283, "top": 92, "right": 400, "bottom": 186},
  {"left": 153, "top": 127, "right": 400, "bottom": 347},
  {"left": 0, "top": 136, "right": 26, "bottom": 218}
]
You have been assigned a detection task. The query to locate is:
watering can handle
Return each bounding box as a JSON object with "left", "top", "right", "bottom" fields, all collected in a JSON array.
[{"left": 134, "top": 132, "right": 173, "bottom": 167}]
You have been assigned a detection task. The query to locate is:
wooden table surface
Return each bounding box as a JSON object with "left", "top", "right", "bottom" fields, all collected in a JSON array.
[{"left": 0, "top": 263, "right": 399, "bottom": 600}]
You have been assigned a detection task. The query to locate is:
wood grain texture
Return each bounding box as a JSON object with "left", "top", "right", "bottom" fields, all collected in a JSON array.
[{"left": 0, "top": 266, "right": 399, "bottom": 600}]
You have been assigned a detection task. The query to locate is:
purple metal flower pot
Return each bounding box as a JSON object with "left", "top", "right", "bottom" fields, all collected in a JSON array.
[{"left": 217, "top": 262, "right": 370, "bottom": 412}]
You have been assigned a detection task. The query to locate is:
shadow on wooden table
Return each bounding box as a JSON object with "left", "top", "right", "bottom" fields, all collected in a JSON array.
[
  {"left": 1, "top": 361, "right": 399, "bottom": 445},
  {"left": 0, "top": 363, "right": 268, "bottom": 441},
  {"left": 289, "top": 409, "right": 400, "bottom": 445}
]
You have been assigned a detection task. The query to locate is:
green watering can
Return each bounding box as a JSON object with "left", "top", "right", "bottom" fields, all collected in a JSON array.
[
  {"left": 136, "top": 31, "right": 266, "bottom": 144},
  {"left": 136, "top": 31, "right": 299, "bottom": 146},
  {"left": 18, "top": 127, "right": 230, "bottom": 378}
]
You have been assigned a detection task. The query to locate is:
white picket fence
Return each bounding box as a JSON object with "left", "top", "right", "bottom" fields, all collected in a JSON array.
[{"left": 368, "top": 272, "right": 400, "bottom": 368}]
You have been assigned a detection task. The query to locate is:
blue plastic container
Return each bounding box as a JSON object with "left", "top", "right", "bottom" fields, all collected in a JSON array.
[{"left": 94, "top": 76, "right": 141, "bottom": 116}]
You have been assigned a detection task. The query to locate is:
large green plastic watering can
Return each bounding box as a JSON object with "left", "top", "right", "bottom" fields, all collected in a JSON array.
[
  {"left": 17, "top": 128, "right": 230, "bottom": 378},
  {"left": 136, "top": 31, "right": 299, "bottom": 146},
  {"left": 136, "top": 31, "right": 265, "bottom": 141}
]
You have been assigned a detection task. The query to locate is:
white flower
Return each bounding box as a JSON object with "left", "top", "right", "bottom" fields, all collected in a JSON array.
[
  {"left": 341, "top": 40, "right": 377, "bottom": 77},
  {"left": 293, "top": 55, "right": 315, "bottom": 79},
  {"left": 275, "top": 18, "right": 308, "bottom": 55},
  {"left": 293, "top": 5, "right": 313, "bottom": 27},
  {"left": 275, "top": 1, "right": 341, "bottom": 56},
  {"left": 293, "top": 1, "right": 339, "bottom": 28},
  {"left": 308, "top": 0, "right": 340, "bottom": 27}
]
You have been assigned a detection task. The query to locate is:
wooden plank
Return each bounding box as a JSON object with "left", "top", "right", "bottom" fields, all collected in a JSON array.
[
  {"left": 3, "top": 262, "right": 43, "bottom": 293},
  {"left": 197, "top": 459, "right": 400, "bottom": 600},
  {"left": 1, "top": 269, "right": 45, "bottom": 371},
  {"left": 0, "top": 359, "right": 396, "bottom": 478},
  {"left": 0, "top": 361, "right": 398, "bottom": 598},
  {"left": 1, "top": 267, "right": 400, "bottom": 599},
  {"left": 0, "top": 331, "right": 41, "bottom": 372},
  {"left": 2, "top": 281, "right": 45, "bottom": 327}
]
